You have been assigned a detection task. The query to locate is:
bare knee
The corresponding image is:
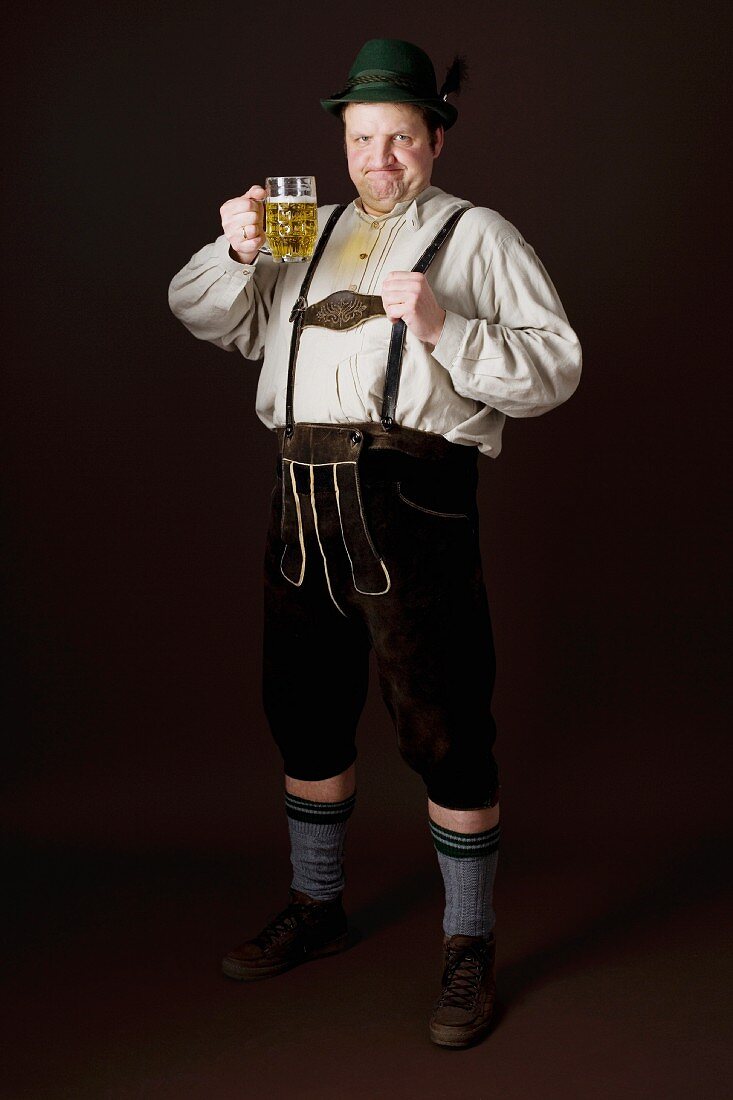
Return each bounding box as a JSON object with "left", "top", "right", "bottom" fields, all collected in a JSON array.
[{"left": 285, "top": 762, "right": 356, "bottom": 801}]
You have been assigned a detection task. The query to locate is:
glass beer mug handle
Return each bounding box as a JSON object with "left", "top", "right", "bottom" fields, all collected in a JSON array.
[{"left": 255, "top": 198, "right": 273, "bottom": 255}]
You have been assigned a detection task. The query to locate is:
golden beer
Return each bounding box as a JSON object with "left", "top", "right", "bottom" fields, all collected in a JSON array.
[{"left": 265, "top": 197, "right": 318, "bottom": 263}]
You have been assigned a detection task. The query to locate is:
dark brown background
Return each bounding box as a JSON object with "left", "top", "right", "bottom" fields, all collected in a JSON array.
[{"left": 3, "top": 1, "right": 730, "bottom": 1096}]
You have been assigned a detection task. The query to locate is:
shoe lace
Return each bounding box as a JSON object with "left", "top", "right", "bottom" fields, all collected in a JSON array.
[
  {"left": 437, "top": 946, "right": 486, "bottom": 1010},
  {"left": 255, "top": 900, "right": 308, "bottom": 949}
]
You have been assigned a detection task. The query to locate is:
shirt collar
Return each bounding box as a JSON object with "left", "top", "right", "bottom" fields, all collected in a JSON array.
[{"left": 351, "top": 185, "right": 437, "bottom": 232}]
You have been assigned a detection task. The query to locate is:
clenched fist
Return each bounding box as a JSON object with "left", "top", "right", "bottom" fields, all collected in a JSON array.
[
  {"left": 381, "top": 271, "right": 446, "bottom": 348},
  {"left": 221, "top": 185, "right": 267, "bottom": 264}
]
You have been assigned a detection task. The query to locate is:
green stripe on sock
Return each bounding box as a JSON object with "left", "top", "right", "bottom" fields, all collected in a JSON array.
[
  {"left": 429, "top": 820, "right": 501, "bottom": 859},
  {"left": 285, "top": 792, "right": 356, "bottom": 824},
  {"left": 285, "top": 792, "right": 356, "bottom": 810}
]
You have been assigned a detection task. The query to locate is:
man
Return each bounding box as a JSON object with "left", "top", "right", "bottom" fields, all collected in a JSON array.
[{"left": 168, "top": 38, "right": 581, "bottom": 1049}]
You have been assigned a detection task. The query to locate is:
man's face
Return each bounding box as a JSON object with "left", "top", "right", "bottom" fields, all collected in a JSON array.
[{"left": 343, "top": 102, "right": 444, "bottom": 216}]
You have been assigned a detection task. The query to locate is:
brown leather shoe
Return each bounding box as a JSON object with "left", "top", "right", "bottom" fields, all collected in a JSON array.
[
  {"left": 221, "top": 888, "right": 349, "bottom": 981},
  {"left": 429, "top": 932, "right": 497, "bottom": 1048}
]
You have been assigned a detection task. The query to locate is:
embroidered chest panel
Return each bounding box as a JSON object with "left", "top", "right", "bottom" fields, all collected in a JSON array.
[{"left": 301, "top": 290, "right": 386, "bottom": 332}]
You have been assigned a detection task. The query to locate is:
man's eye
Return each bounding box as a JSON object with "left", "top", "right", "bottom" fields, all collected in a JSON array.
[{"left": 395, "top": 135, "right": 410, "bottom": 142}]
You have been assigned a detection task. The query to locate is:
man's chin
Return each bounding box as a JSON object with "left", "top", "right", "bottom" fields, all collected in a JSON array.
[{"left": 363, "top": 179, "right": 405, "bottom": 205}]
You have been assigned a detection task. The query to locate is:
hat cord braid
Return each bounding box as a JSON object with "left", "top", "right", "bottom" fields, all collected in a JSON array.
[{"left": 341, "top": 72, "right": 425, "bottom": 93}]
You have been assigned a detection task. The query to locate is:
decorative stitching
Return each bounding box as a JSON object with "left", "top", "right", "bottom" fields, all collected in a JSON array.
[
  {"left": 309, "top": 292, "right": 384, "bottom": 329},
  {"left": 279, "top": 460, "right": 306, "bottom": 586},
  {"left": 287, "top": 459, "right": 359, "bottom": 468},
  {"left": 396, "top": 481, "right": 470, "bottom": 520},
  {"left": 334, "top": 464, "right": 391, "bottom": 596},
  {"left": 309, "top": 464, "right": 348, "bottom": 618}
]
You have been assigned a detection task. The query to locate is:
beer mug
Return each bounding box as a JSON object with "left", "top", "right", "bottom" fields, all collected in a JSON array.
[{"left": 263, "top": 176, "right": 318, "bottom": 263}]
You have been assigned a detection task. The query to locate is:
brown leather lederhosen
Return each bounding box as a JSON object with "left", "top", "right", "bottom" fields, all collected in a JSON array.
[{"left": 276, "top": 202, "right": 473, "bottom": 596}]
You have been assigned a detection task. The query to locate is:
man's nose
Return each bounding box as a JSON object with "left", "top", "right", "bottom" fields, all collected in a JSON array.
[{"left": 372, "top": 141, "right": 397, "bottom": 165}]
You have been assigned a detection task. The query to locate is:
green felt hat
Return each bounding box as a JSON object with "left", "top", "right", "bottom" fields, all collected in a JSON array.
[{"left": 320, "top": 39, "right": 464, "bottom": 130}]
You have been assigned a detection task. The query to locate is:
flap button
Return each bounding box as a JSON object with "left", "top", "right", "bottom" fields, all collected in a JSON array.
[{"left": 350, "top": 430, "right": 361, "bottom": 445}]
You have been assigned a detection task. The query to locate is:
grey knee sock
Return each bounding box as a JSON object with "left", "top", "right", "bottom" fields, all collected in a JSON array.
[
  {"left": 429, "top": 819, "right": 501, "bottom": 938},
  {"left": 285, "top": 791, "right": 356, "bottom": 902}
]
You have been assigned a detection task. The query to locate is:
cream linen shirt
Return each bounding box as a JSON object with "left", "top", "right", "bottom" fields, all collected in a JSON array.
[{"left": 168, "top": 184, "right": 582, "bottom": 457}]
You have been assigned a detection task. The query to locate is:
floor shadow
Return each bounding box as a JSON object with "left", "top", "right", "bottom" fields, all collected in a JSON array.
[
  {"left": 348, "top": 862, "right": 439, "bottom": 939},
  {"left": 344, "top": 831, "right": 732, "bottom": 1031},
  {"left": 497, "top": 831, "right": 732, "bottom": 1017}
]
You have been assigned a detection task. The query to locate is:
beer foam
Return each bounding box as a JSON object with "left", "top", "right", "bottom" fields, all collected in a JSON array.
[{"left": 265, "top": 194, "right": 317, "bottom": 203}]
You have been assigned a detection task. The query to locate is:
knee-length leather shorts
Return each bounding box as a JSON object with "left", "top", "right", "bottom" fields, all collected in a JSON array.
[{"left": 261, "top": 422, "right": 501, "bottom": 811}]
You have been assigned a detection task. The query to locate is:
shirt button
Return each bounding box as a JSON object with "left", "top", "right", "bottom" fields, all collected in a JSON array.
[
  {"left": 371, "top": 221, "right": 380, "bottom": 229},
  {"left": 348, "top": 284, "right": 357, "bottom": 291},
  {"left": 359, "top": 253, "right": 368, "bottom": 259}
]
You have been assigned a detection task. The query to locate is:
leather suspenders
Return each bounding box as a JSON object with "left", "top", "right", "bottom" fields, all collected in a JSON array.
[
  {"left": 285, "top": 202, "right": 470, "bottom": 437},
  {"left": 380, "top": 205, "right": 468, "bottom": 431},
  {"left": 285, "top": 204, "right": 348, "bottom": 438}
]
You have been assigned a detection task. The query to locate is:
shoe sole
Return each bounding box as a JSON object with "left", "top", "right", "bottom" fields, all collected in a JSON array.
[
  {"left": 221, "top": 931, "right": 351, "bottom": 981},
  {"left": 429, "top": 1019, "right": 493, "bottom": 1049}
]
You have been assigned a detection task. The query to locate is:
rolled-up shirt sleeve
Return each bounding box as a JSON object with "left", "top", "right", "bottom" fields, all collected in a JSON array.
[
  {"left": 167, "top": 233, "right": 281, "bottom": 360},
  {"left": 431, "top": 234, "right": 582, "bottom": 417}
]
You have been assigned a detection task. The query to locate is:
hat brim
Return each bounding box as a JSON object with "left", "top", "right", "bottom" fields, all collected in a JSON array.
[{"left": 320, "top": 85, "right": 457, "bottom": 129}]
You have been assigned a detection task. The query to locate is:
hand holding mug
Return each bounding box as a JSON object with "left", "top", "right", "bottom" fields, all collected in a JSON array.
[{"left": 220, "top": 185, "right": 266, "bottom": 264}]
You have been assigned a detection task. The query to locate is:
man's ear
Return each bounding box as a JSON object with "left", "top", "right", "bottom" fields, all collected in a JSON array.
[{"left": 433, "top": 126, "right": 445, "bottom": 159}]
